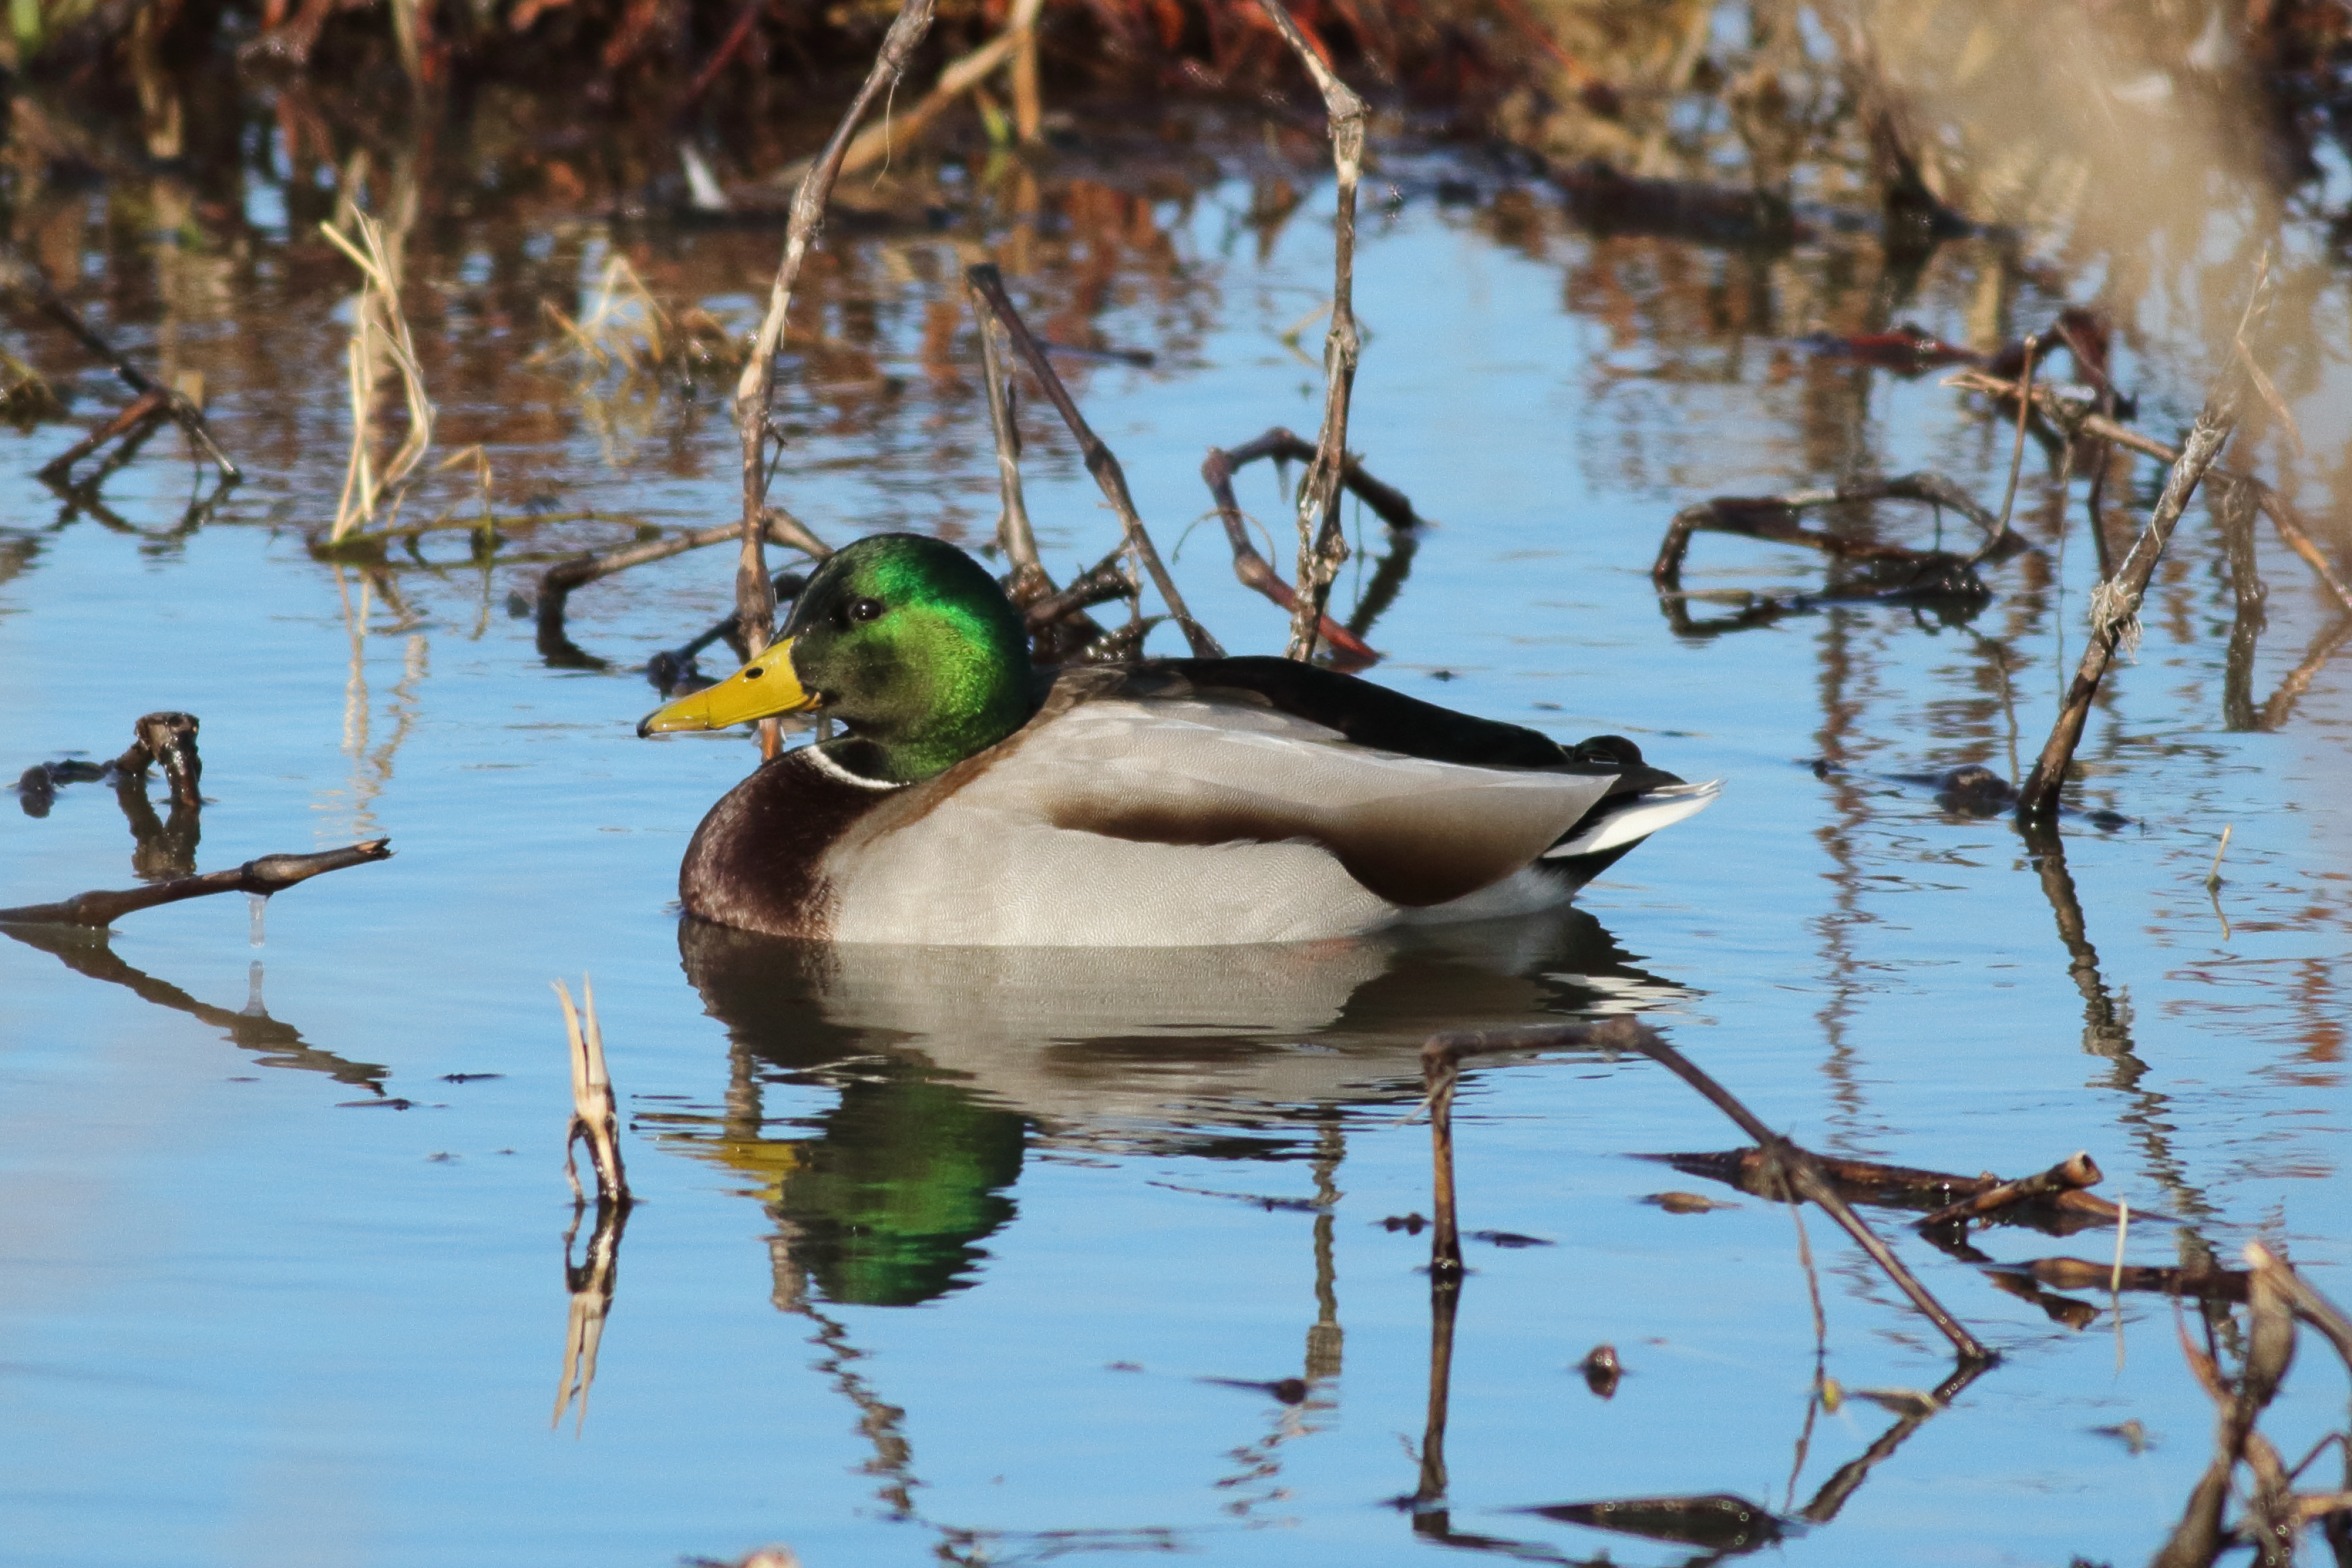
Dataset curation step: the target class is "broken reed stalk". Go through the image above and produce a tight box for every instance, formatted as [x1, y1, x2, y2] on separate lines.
[732, 0, 936, 756]
[1916, 1151, 2102, 1231]
[1201, 426, 1425, 665]
[553, 976, 630, 1209]
[0, 249, 241, 483]
[2014, 270, 2271, 823]
[0, 839, 391, 927]
[1422, 1017, 1988, 1363]
[1256, 0, 1367, 662]
[964, 262, 1223, 657]
[969, 291, 1049, 606]
[322, 212, 435, 542]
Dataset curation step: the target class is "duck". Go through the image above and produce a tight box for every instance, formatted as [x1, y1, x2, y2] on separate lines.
[638, 533, 1717, 946]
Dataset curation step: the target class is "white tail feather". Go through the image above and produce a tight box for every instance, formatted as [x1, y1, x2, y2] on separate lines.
[1544, 780, 1722, 859]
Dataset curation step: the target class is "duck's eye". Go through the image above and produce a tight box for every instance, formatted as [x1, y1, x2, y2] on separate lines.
[848, 597, 885, 624]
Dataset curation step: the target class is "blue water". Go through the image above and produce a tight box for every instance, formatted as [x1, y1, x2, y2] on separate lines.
[3, 146, 2350, 1567]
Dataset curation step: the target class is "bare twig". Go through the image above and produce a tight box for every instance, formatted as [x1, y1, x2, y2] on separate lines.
[1987, 335, 2036, 559]
[1917, 1152, 2102, 1231]
[1946, 373, 2352, 618]
[969, 293, 1049, 606]
[964, 262, 1222, 657]
[1425, 1018, 1988, 1362]
[1256, 0, 1367, 661]
[819, 0, 1043, 183]
[38, 389, 169, 485]
[1201, 426, 1423, 665]
[0, 840, 391, 927]
[535, 510, 827, 658]
[553, 976, 630, 1209]
[1020, 549, 1133, 630]
[734, 0, 937, 753]
[2015, 269, 2271, 823]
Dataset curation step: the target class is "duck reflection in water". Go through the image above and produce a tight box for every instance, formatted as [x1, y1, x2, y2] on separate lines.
[674, 907, 1684, 1310]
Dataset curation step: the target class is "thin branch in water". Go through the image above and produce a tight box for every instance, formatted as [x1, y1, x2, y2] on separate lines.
[534, 510, 827, 665]
[0, 839, 391, 928]
[964, 262, 1223, 657]
[1424, 1018, 1989, 1363]
[1917, 1151, 2102, 1231]
[2015, 263, 2272, 824]
[1946, 368, 2352, 620]
[733, 0, 937, 757]
[1986, 334, 2036, 559]
[1256, 0, 1368, 661]
[0, 249, 241, 483]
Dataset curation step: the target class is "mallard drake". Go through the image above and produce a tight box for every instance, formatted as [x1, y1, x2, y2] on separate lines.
[639, 534, 1717, 946]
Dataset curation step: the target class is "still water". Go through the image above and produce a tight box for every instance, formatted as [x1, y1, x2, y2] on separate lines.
[2, 122, 2350, 1566]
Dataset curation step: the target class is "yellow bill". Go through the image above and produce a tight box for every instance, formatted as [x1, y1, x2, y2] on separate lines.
[637, 639, 819, 735]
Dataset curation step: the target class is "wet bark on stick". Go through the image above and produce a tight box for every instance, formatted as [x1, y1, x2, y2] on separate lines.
[733, 0, 937, 751]
[964, 262, 1221, 657]
[0, 839, 390, 927]
[39, 389, 169, 483]
[1917, 1151, 2102, 1230]
[1256, 0, 1366, 662]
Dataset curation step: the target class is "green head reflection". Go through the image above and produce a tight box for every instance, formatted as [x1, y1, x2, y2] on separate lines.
[773, 1072, 1025, 1308]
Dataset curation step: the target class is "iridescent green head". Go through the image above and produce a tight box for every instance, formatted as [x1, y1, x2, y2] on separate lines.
[639, 533, 1035, 784]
